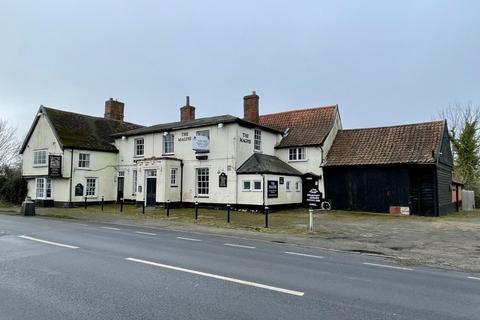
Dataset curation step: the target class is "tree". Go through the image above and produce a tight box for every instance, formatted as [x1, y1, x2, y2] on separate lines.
[0, 118, 20, 168]
[0, 165, 27, 204]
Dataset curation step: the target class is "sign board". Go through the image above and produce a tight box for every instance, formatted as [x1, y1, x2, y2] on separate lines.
[192, 135, 209, 152]
[219, 173, 227, 188]
[75, 183, 84, 196]
[48, 155, 62, 177]
[267, 180, 278, 198]
[279, 177, 284, 185]
[306, 188, 322, 207]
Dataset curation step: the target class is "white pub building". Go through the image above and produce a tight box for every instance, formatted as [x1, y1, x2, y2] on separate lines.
[21, 92, 341, 209]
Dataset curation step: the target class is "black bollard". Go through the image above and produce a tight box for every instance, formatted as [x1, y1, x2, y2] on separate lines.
[195, 202, 199, 220]
[264, 206, 269, 228]
[166, 200, 170, 217]
[227, 204, 231, 223]
[101, 196, 104, 211]
[142, 200, 145, 214]
[84, 196, 87, 209]
[120, 198, 124, 212]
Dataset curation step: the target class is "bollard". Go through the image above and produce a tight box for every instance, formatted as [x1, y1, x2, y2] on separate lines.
[264, 206, 269, 228]
[227, 204, 231, 223]
[84, 196, 87, 209]
[142, 200, 145, 214]
[309, 206, 314, 232]
[195, 202, 199, 220]
[166, 200, 170, 217]
[120, 198, 124, 212]
[101, 196, 104, 211]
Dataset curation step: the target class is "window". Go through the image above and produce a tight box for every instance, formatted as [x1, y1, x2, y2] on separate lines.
[132, 170, 137, 194]
[85, 178, 98, 197]
[242, 180, 262, 192]
[286, 180, 291, 191]
[289, 147, 306, 161]
[118, 171, 125, 177]
[242, 180, 251, 191]
[253, 180, 262, 191]
[254, 129, 262, 152]
[196, 130, 210, 138]
[78, 153, 90, 168]
[163, 133, 174, 154]
[33, 150, 48, 166]
[295, 181, 301, 191]
[35, 177, 52, 199]
[171, 168, 178, 186]
[135, 138, 144, 157]
[196, 168, 209, 196]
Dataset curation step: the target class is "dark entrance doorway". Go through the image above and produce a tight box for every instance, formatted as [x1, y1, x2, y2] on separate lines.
[302, 173, 321, 206]
[146, 178, 157, 206]
[117, 177, 124, 203]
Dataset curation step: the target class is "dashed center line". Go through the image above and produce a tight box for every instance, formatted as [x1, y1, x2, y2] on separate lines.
[363, 262, 413, 271]
[18, 235, 79, 249]
[135, 231, 157, 236]
[468, 276, 480, 281]
[285, 252, 323, 259]
[177, 237, 202, 242]
[100, 227, 121, 231]
[224, 243, 256, 249]
[126, 257, 304, 297]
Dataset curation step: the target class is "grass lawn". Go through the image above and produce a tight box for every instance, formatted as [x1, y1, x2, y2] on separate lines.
[0, 200, 19, 212]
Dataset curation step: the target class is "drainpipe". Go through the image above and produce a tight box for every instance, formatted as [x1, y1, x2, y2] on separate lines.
[262, 174, 266, 207]
[68, 148, 74, 208]
[180, 160, 184, 206]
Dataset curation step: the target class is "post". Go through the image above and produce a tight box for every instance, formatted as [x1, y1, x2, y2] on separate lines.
[101, 196, 104, 211]
[120, 198, 124, 212]
[142, 200, 145, 214]
[309, 206, 314, 232]
[227, 204, 231, 223]
[195, 201, 199, 220]
[84, 196, 87, 209]
[166, 200, 170, 217]
[264, 206, 269, 228]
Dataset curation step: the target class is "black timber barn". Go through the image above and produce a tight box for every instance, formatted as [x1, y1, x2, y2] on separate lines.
[323, 121, 454, 216]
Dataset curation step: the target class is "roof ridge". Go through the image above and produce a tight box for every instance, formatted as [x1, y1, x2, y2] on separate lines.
[260, 105, 337, 118]
[339, 120, 445, 132]
[42, 106, 143, 127]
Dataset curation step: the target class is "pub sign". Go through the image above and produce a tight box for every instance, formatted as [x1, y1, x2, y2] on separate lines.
[48, 155, 62, 177]
[267, 180, 278, 198]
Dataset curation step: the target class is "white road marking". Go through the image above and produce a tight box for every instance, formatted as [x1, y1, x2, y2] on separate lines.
[18, 235, 79, 249]
[224, 243, 256, 249]
[285, 252, 323, 259]
[126, 258, 304, 297]
[363, 262, 413, 271]
[468, 276, 480, 281]
[177, 237, 202, 242]
[135, 231, 157, 236]
[100, 226, 121, 231]
[77, 223, 89, 227]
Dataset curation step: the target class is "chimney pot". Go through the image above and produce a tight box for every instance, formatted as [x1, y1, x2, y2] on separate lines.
[243, 91, 259, 123]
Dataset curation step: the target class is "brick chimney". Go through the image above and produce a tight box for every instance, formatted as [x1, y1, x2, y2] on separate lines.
[104, 98, 125, 121]
[243, 91, 259, 123]
[180, 96, 195, 122]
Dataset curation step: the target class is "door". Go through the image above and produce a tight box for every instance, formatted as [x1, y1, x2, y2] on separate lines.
[146, 178, 157, 206]
[117, 177, 124, 203]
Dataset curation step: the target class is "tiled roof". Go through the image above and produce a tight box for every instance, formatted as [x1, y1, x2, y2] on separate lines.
[237, 153, 302, 176]
[21, 107, 143, 153]
[325, 121, 445, 166]
[259, 105, 338, 148]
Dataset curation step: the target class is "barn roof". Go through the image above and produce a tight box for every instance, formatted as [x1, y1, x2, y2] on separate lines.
[20, 106, 143, 153]
[237, 153, 302, 176]
[259, 105, 338, 148]
[325, 121, 446, 166]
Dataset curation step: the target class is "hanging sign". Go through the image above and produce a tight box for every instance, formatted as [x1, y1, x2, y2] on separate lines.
[219, 172, 227, 188]
[48, 155, 62, 177]
[192, 135, 209, 152]
[75, 183, 84, 196]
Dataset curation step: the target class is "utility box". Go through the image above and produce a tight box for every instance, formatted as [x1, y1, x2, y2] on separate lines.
[21, 197, 36, 216]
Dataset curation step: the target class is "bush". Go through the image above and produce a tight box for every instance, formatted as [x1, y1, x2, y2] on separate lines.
[0, 165, 27, 204]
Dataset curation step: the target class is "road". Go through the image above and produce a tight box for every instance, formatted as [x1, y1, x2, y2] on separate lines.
[0, 213, 478, 320]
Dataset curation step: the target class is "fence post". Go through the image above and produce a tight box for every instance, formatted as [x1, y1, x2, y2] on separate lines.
[195, 201, 199, 220]
[309, 206, 314, 232]
[120, 198, 124, 212]
[227, 204, 231, 223]
[142, 200, 145, 214]
[166, 200, 170, 217]
[84, 196, 87, 209]
[264, 206, 269, 228]
[101, 196, 104, 211]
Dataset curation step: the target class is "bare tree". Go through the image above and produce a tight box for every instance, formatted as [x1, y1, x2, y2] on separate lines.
[438, 102, 480, 141]
[0, 118, 20, 168]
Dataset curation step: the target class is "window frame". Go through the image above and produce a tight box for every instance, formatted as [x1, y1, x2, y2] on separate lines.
[288, 147, 306, 161]
[78, 152, 91, 169]
[132, 170, 137, 195]
[134, 138, 145, 157]
[295, 181, 301, 192]
[35, 177, 52, 199]
[242, 180, 251, 191]
[196, 167, 209, 197]
[253, 180, 262, 192]
[163, 133, 175, 155]
[85, 177, 99, 198]
[286, 180, 291, 192]
[254, 129, 262, 152]
[33, 149, 48, 167]
[170, 168, 178, 186]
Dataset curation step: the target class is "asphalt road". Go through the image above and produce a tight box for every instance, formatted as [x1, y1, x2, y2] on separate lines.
[0, 214, 478, 320]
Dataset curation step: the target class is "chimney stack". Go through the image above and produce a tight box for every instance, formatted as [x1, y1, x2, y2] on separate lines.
[104, 98, 125, 121]
[180, 96, 195, 122]
[243, 91, 259, 123]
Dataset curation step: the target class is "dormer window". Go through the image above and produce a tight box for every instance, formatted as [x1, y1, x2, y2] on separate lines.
[134, 138, 144, 157]
[163, 133, 174, 155]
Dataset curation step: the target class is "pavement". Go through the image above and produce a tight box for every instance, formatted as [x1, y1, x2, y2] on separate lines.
[0, 214, 479, 320]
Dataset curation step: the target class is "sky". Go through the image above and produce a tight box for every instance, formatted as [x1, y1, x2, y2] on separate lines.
[1, 0, 479, 139]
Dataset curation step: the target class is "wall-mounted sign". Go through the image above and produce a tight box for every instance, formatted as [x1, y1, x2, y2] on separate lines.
[279, 177, 284, 185]
[306, 188, 322, 207]
[178, 132, 191, 142]
[192, 135, 209, 152]
[239, 132, 251, 144]
[48, 155, 62, 177]
[219, 173, 227, 188]
[75, 183, 84, 196]
[267, 180, 278, 198]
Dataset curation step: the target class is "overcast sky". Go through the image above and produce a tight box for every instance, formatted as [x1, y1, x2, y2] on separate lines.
[1, 0, 479, 138]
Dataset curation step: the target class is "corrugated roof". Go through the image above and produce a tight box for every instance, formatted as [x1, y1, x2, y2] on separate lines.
[259, 105, 338, 148]
[325, 121, 445, 166]
[237, 153, 302, 176]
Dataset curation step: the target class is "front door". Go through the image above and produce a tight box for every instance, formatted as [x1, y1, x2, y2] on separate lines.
[117, 177, 124, 203]
[146, 178, 157, 206]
